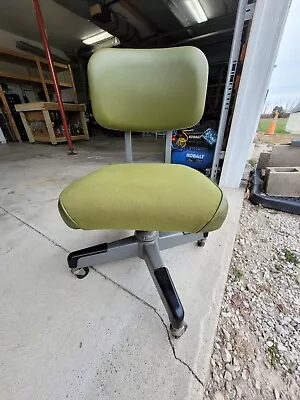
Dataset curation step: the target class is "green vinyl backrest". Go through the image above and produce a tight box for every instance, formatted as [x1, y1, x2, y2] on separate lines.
[88, 46, 208, 132]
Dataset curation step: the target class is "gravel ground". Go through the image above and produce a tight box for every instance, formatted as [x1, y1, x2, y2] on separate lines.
[204, 200, 300, 400]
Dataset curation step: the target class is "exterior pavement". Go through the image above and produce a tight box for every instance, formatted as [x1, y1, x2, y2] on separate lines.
[0, 135, 243, 400]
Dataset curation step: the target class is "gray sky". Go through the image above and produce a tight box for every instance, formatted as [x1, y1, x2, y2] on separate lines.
[265, 0, 300, 111]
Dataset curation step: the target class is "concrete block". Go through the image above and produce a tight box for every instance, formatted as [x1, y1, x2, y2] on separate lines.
[286, 112, 300, 134]
[265, 167, 300, 197]
[257, 152, 270, 169]
[291, 136, 300, 147]
[269, 145, 300, 167]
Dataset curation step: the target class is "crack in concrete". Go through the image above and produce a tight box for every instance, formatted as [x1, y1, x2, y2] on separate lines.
[1, 205, 204, 389]
[91, 267, 204, 388]
[0, 206, 69, 253]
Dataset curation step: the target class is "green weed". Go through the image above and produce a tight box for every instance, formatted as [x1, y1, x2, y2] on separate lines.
[267, 343, 280, 367]
[248, 158, 257, 167]
[232, 267, 243, 281]
[283, 248, 299, 265]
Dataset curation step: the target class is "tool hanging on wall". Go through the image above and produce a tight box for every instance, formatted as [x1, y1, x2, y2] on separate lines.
[32, 0, 76, 155]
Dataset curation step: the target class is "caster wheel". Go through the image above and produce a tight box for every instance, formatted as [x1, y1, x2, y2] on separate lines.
[170, 322, 187, 339]
[197, 239, 206, 247]
[71, 267, 89, 279]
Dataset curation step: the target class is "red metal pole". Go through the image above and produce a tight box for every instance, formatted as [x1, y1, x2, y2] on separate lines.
[32, 0, 75, 153]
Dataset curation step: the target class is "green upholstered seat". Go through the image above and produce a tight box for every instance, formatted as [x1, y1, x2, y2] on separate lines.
[59, 164, 227, 233]
[59, 47, 227, 235]
[88, 46, 208, 132]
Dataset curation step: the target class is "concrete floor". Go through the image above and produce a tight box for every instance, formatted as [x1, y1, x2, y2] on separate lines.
[0, 135, 243, 400]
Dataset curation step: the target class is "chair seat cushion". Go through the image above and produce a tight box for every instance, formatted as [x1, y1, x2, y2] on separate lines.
[58, 164, 227, 233]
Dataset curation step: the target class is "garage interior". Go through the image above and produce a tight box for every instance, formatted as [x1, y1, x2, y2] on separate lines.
[0, 1, 261, 399]
[0, 0, 255, 178]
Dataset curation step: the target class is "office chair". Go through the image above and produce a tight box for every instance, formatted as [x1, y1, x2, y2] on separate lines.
[58, 47, 228, 338]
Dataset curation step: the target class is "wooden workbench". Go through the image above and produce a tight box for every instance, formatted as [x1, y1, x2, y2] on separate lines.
[15, 102, 89, 145]
[0, 47, 79, 143]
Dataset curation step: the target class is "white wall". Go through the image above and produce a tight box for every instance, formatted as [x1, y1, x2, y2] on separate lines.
[0, 29, 74, 103]
[0, 29, 69, 61]
[0, 126, 7, 143]
[286, 112, 300, 134]
[220, 0, 292, 188]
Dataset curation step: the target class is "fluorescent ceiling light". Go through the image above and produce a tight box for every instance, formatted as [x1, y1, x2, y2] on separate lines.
[94, 37, 121, 49]
[82, 31, 113, 45]
[185, 0, 207, 23]
[168, 0, 207, 27]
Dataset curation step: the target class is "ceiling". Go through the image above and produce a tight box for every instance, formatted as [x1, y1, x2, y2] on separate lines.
[0, 0, 239, 63]
[0, 0, 101, 50]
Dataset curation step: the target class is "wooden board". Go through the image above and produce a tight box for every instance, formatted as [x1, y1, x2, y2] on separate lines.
[30, 136, 52, 143]
[42, 110, 57, 145]
[45, 79, 72, 88]
[25, 111, 44, 121]
[68, 65, 78, 104]
[0, 70, 72, 88]
[44, 102, 85, 111]
[36, 57, 50, 102]
[32, 135, 86, 144]
[15, 102, 85, 112]
[56, 135, 87, 142]
[0, 69, 41, 84]
[0, 47, 68, 72]
[19, 111, 34, 143]
[0, 86, 22, 143]
[79, 111, 90, 140]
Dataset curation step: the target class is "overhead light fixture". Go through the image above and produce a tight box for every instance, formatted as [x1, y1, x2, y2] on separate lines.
[82, 31, 113, 45]
[185, 0, 207, 23]
[167, 0, 207, 27]
[94, 36, 120, 49]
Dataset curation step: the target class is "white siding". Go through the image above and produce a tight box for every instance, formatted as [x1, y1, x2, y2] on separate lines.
[220, 0, 292, 188]
[286, 112, 300, 134]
